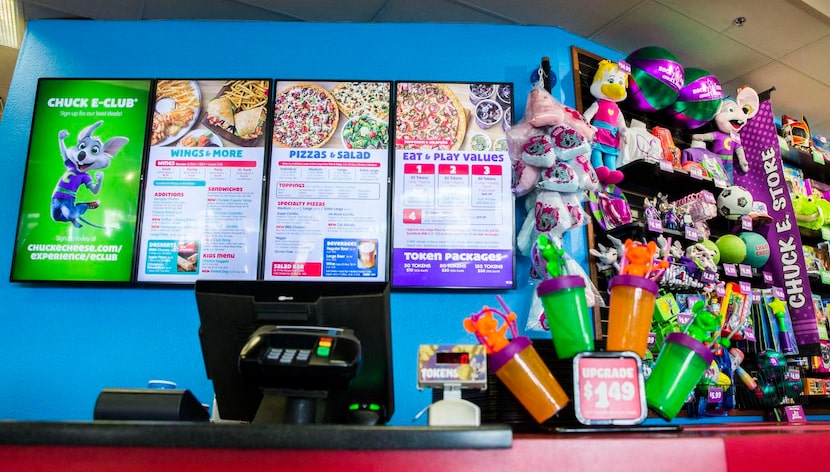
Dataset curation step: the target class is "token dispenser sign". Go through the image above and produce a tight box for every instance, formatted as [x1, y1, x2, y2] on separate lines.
[573, 352, 647, 425]
[417, 344, 487, 389]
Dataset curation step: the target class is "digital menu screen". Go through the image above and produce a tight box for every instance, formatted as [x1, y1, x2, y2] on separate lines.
[11, 79, 153, 282]
[391, 82, 515, 289]
[136, 79, 269, 282]
[262, 80, 392, 282]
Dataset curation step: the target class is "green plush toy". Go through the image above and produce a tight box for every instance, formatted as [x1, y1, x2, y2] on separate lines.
[792, 192, 824, 231]
[812, 193, 830, 228]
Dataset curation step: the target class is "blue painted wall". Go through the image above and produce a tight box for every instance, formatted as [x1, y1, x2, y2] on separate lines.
[0, 20, 622, 425]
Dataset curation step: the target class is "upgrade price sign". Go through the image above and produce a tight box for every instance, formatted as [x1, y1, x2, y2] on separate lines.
[573, 352, 647, 425]
[11, 79, 152, 282]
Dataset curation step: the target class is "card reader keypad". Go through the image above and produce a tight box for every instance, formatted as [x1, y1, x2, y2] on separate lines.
[265, 339, 331, 365]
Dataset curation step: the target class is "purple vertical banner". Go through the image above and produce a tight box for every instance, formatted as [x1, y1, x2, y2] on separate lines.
[736, 100, 819, 347]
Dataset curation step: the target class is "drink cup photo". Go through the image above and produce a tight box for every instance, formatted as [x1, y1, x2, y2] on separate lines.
[357, 240, 377, 268]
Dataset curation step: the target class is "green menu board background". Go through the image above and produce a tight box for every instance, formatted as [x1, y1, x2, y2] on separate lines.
[11, 79, 152, 282]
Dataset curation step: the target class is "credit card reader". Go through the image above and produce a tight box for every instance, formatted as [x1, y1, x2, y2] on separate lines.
[239, 326, 361, 392]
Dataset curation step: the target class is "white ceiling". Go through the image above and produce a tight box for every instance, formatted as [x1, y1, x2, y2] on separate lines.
[14, 0, 830, 140]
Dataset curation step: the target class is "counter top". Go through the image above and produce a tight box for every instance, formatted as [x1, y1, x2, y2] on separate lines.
[0, 421, 512, 450]
[5, 421, 830, 472]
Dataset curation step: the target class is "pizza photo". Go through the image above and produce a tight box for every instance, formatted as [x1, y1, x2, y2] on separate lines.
[272, 83, 339, 148]
[332, 82, 390, 120]
[395, 82, 467, 151]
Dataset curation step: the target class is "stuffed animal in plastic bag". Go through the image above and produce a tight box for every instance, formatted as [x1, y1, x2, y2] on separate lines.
[691, 86, 759, 183]
[516, 124, 596, 255]
[582, 59, 629, 185]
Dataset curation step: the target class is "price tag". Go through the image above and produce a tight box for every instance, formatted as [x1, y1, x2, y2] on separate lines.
[773, 286, 786, 300]
[677, 313, 692, 326]
[821, 270, 830, 285]
[647, 332, 656, 347]
[763, 271, 773, 284]
[573, 352, 647, 426]
[716, 284, 726, 297]
[785, 405, 807, 423]
[744, 326, 757, 342]
[738, 264, 753, 278]
[739, 281, 752, 294]
[647, 218, 663, 233]
[714, 178, 728, 188]
[707, 387, 724, 404]
[723, 264, 737, 277]
[684, 226, 700, 241]
[741, 216, 753, 231]
[701, 270, 718, 283]
[689, 166, 703, 180]
[659, 160, 674, 173]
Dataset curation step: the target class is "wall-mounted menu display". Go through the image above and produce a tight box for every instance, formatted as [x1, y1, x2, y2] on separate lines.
[262, 80, 391, 282]
[391, 82, 514, 289]
[136, 79, 269, 282]
[11, 79, 153, 282]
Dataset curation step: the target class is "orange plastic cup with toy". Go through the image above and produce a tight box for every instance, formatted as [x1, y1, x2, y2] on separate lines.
[606, 274, 659, 358]
[489, 336, 569, 423]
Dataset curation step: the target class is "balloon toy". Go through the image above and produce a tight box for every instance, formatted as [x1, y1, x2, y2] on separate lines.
[625, 46, 684, 112]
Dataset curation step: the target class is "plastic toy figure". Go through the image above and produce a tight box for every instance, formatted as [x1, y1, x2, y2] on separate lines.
[463, 306, 516, 354]
[781, 114, 812, 153]
[620, 239, 659, 277]
[643, 196, 661, 221]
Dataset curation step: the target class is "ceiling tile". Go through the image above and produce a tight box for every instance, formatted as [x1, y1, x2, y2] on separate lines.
[656, 0, 830, 58]
[590, 1, 771, 83]
[813, 118, 830, 141]
[781, 34, 830, 87]
[373, 0, 512, 24]
[458, 0, 641, 33]
[721, 62, 830, 139]
[237, 0, 390, 22]
[20, 3, 83, 19]
[141, 0, 298, 20]
[21, 0, 143, 19]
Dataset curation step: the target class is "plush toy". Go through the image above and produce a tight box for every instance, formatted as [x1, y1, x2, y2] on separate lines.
[686, 242, 718, 273]
[582, 59, 629, 185]
[691, 86, 759, 183]
[507, 88, 595, 197]
[792, 192, 824, 231]
[589, 242, 620, 276]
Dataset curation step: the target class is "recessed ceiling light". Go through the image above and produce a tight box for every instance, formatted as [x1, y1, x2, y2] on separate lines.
[732, 16, 747, 27]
